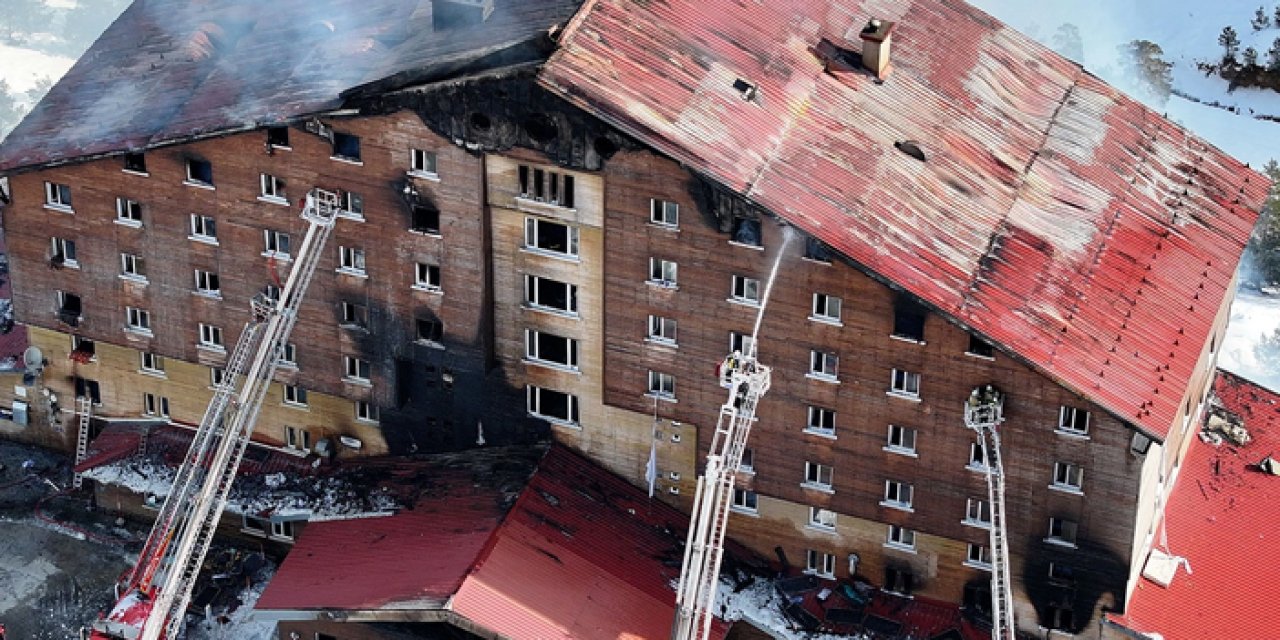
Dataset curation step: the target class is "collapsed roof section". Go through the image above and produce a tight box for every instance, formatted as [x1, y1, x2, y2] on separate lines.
[539, 0, 1269, 439]
[0, 0, 584, 172]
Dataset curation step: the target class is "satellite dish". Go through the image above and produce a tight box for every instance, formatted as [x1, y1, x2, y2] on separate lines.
[22, 346, 44, 375]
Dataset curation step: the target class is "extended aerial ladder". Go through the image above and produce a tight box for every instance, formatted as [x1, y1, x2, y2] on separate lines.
[88, 189, 341, 640]
[963, 386, 1015, 640]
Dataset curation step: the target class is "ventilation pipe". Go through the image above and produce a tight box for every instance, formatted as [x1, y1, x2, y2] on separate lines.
[859, 18, 895, 79]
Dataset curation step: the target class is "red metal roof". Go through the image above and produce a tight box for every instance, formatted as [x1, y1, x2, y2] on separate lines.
[539, 0, 1268, 439]
[1108, 370, 1280, 639]
[76, 421, 316, 477]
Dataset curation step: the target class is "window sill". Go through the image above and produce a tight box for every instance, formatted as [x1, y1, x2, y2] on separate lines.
[964, 351, 996, 361]
[56, 260, 81, 270]
[879, 501, 914, 513]
[515, 196, 577, 216]
[414, 339, 446, 350]
[801, 256, 832, 266]
[737, 467, 755, 476]
[644, 392, 678, 404]
[411, 284, 443, 295]
[806, 524, 838, 535]
[728, 240, 764, 251]
[407, 169, 440, 182]
[257, 195, 289, 206]
[197, 344, 226, 354]
[1054, 429, 1091, 441]
[803, 427, 837, 440]
[646, 280, 679, 291]
[886, 390, 922, 402]
[806, 373, 840, 385]
[883, 446, 918, 458]
[520, 246, 581, 263]
[809, 315, 843, 327]
[122, 169, 150, 178]
[883, 542, 917, 554]
[138, 369, 166, 379]
[1043, 537, 1078, 549]
[1048, 484, 1084, 497]
[647, 222, 680, 233]
[342, 377, 372, 388]
[193, 291, 223, 301]
[963, 560, 993, 572]
[522, 304, 579, 319]
[967, 463, 990, 474]
[276, 361, 298, 370]
[355, 417, 381, 425]
[336, 268, 368, 279]
[730, 506, 760, 517]
[261, 251, 292, 262]
[529, 412, 580, 429]
[123, 327, 154, 339]
[962, 518, 992, 530]
[339, 323, 370, 333]
[182, 179, 215, 190]
[726, 297, 762, 309]
[889, 334, 926, 346]
[269, 145, 292, 152]
[800, 482, 835, 494]
[330, 156, 364, 166]
[523, 359, 581, 375]
[644, 337, 678, 349]
[115, 218, 143, 229]
[188, 235, 219, 246]
[803, 570, 837, 580]
[336, 210, 365, 222]
[43, 203, 75, 214]
[282, 402, 310, 411]
[408, 229, 443, 238]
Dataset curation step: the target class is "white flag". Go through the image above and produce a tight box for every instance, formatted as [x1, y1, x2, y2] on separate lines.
[645, 439, 658, 498]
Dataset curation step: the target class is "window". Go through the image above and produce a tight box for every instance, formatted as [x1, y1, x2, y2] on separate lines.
[356, 400, 379, 423]
[241, 515, 294, 540]
[730, 217, 762, 247]
[185, 159, 213, 185]
[892, 295, 927, 342]
[517, 164, 575, 208]
[283, 385, 308, 407]
[1048, 562, 1076, 585]
[1052, 462, 1084, 493]
[805, 549, 836, 578]
[340, 302, 368, 329]
[71, 336, 95, 360]
[526, 386, 579, 425]
[140, 352, 164, 375]
[650, 198, 679, 227]
[1058, 406, 1090, 436]
[338, 190, 364, 218]
[343, 356, 371, 382]
[525, 275, 578, 314]
[808, 507, 837, 529]
[886, 524, 916, 550]
[332, 132, 361, 162]
[263, 230, 290, 257]
[411, 148, 437, 175]
[525, 329, 579, 369]
[1047, 604, 1075, 631]
[648, 258, 678, 287]
[811, 293, 842, 323]
[414, 263, 441, 290]
[967, 335, 994, 358]
[260, 173, 286, 200]
[884, 566, 914, 595]
[56, 291, 82, 325]
[965, 498, 992, 527]
[285, 426, 311, 452]
[730, 275, 761, 304]
[123, 152, 147, 173]
[804, 461, 833, 490]
[809, 350, 839, 381]
[731, 488, 758, 513]
[882, 480, 914, 510]
[806, 407, 836, 437]
[44, 181, 72, 208]
[125, 307, 151, 333]
[886, 424, 917, 455]
[966, 544, 992, 569]
[411, 204, 440, 234]
[889, 369, 921, 398]
[198, 323, 223, 349]
[648, 370, 676, 400]
[804, 236, 832, 262]
[968, 442, 987, 470]
[524, 217, 579, 258]
[50, 237, 77, 266]
[338, 246, 366, 275]
[1130, 431, 1153, 455]
[1047, 517, 1078, 546]
[729, 331, 755, 356]
[194, 269, 221, 296]
[143, 392, 170, 418]
[116, 197, 142, 224]
[647, 315, 677, 344]
[189, 214, 217, 241]
[266, 126, 289, 148]
[278, 342, 297, 366]
[416, 317, 443, 344]
[210, 367, 225, 387]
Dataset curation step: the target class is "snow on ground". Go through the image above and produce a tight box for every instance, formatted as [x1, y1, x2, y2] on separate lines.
[184, 569, 277, 640]
[711, 576, 868, 640]
[1220, 291, 1280, 391]
[0, 42, 72, 94]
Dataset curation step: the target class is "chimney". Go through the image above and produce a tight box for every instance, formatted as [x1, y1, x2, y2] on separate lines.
[858, 18, 895, 79]
[433, 0, 495, 30]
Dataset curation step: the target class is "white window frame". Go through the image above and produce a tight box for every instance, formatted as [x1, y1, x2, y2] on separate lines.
[881, 480, 914, 511]
[355, 400, 379, 423]
[189, 214, 217, 243]
[805, 406, 836, 438]
[730, 274, 761, 305]
[337, 190, 364, 220]
[886, 524, 916, 551]
[729, 332, 755, 357]
[44, 181, 73, 210]
[805, 549, 836, 579]
[278, 342, 297, 367]
[416, 317, 444, 345]
[1046, 518, 1079, 548]
[650, 198, 679, 228]
[647, 315, 678, 346]
[142, 392, 170, 418]
[525, 385, 579, 426]
[885, 424, 917, 456]
[810, 293, 842, 323]
[808, 350, 839, 382]
[889, 368, 921, 399]
[410, 148, 438, 177]
[51, 237, 78, 267]
[524, 329, 579, 370]
[648, 258, 678, 288]
[340, 301, 368, 329]
[120, 253, 146, 282]
[517, 164, 575, 208]
[337, 246, 366, 276]
[1051, 462, 1084, 494]
[198, 323, 224, 350]
[803, 461, 833, 492]
[965, 543, 992, 570]
[140, 352, 164, 376]
[808, 506, 837, 530]
[263, 230, 290, 258]
[738, 448, 755, 474]
[259, 173, 287, 202]
[647, 370, 676, 401]
[731, 488, 758, 514]
[964, 498, 992, 528]
[1057, 406, 1091, 437]
[285, 425, 311, 453]
[209, 367, 225, 388]
[524, 275, 578, 315]
[193, 269, 221, 297]
[414, 262, 441, 292]
[125, 307, 152, 334]
[343, 355, 371, 382]
[523, 217, 580, 259]
[185, 159, 213, 187]
[283, 384, 308, 408]
[115, 197, 142, 225]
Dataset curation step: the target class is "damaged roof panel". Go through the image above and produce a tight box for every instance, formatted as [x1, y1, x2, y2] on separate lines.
[540, 0, 1267, 438]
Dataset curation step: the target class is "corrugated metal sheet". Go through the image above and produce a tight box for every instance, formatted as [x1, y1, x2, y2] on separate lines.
[540, 0, 1268, 438]
[0, 0, 584, 173]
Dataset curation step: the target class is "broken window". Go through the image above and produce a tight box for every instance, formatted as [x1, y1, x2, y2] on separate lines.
[517, 164, 575, 207]
[123, 152, 147, 173]
[1047, 517, 1078, 546]
[44, 181, 72, 208]
[648, 315, 677, 344]
[416, 317, 443, 344]
[885, 566, 913, 595]
[966, 544, 992, 568]
[731, 217, 762, 247]
[525, 329, 579, 369]
[266, 126, 289, 148]
[338, 190, 364, 218]
[259, 173, 286, 200]
[332, 132, 361, 162]
[648, 258, 678, 287]
[729, 331, 755, 356]
[414, 262, 441, 290]
[965, 498, 991, 526]
[526, 385, 579, 425]
[72, 336, 96, 360]
[56, 291, 81, 325]
[969, 442, 986, 469]
[808, 506, 837, 529]
[338, 246, 366, 274]
[1052, 462, 1084, 492]
[411, 204, 440, 234]
[285, 425, 310, 451]
[967, 334, 994, 358]
[209, 367, 225, 387]
[524, 217, 579, 257]
[804, 236, 832, 262]
[892, 295, 927, 341]
[278, 342, 297, 365]
[340, 302, 368, 329]
[50, 237, 77, 266]
[738, 448, 754, 473]
[730, 275, 760, 304]
[806, 550, 836, 578]
[116, 197, 142, 224]
[185, 159, 213, 186]
[411, 148, 437, 175]
[525, 275, 577, 313]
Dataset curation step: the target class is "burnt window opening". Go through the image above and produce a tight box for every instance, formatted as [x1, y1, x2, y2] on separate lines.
[332, 132, 361, 162]
[123, 152, 147, 173]
[266, 126, 290, 147]
[1047, 603, 1075, 631]
[417, 318, 443, 344]
[74, 377, 102, 404]
[186, 158, 213, 185]
[340, 301, 368, 329]
[731, 217, 762, 247]
[593, 136, 619, 158]
[892, 295, 927, 341]
[517, 164, 575, 208]
[525, 275, 577, 314]
[894, 140, 927, 162]
[469, 112, 492, 131]
[395, 358, 413, 408]
[884, 566, 914, 595]
[57, 291, 82, 325]
[72, 336, 96, 359]
[524, 114, 558, 143]
[732, 77, 758, 101]
[967, 335, 994, 358]
[962, 582, 992, 615]
[411, 204, 441, 235]
[804, 237, 832, 262]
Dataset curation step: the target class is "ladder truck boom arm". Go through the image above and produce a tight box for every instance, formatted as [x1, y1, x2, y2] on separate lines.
[964, 386, 1016, 640]
[88, 189, 341, 640]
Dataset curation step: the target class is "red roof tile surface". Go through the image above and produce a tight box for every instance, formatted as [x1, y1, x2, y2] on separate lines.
[1108, 370, 1280, 639]
[540, 0, 1268, 439]
[75, 421, 315, 476]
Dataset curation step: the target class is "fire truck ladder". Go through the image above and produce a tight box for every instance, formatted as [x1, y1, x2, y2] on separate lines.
[964, 386, 1015, 640]
[90, 189, 341, 640]
[72, 395, 93, 489]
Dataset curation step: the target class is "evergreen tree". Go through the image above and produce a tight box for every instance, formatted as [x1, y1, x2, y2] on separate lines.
[1254, 328, 1280, 372]
[1244, 160, 1280, 287]
[1118, 40, 1174, 104]
[1253, 6, 1272, 31]
[1245, 46, 1261, 66]
[1275, 5, 1280, 26]
[1221, 25, 1242, 62]
[1270, 38, 1280, 71]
